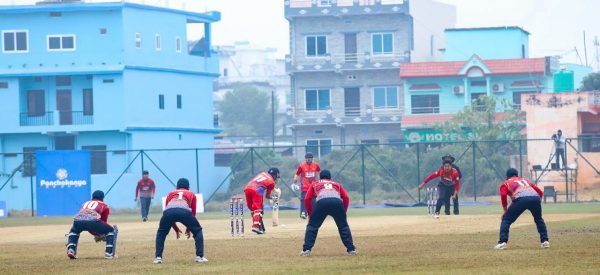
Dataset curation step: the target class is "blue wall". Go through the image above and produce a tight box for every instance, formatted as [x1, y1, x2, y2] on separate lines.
[445, 28, 529, 61]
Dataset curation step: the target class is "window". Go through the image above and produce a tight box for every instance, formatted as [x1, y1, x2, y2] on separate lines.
[55, 136, 75, 150]
[372, 33, 393, 55]
[319, 0, 332, 6]
[223, 68, 228, 77]
[102, 79, 114, 83]
[47, 35, 75, 51]
[306, 35, 327, 57]
[177, 94, 182, 109]
[3, 30, 28, 53]
[56, 76, 71, 86]
[470, 80, 486, 87]
[471, 93, 487, 111]
[27, 90, 45, 116]
[305, 89, 330, 111]
[135, 33, 141, 49]
[22, 147, 47, 177]
[306, 139, 332, 158]
[176, 36, 181, 53]
[411, 94, 439, 114]
[100, 28, 107, 35]
[83, 89, 93, 115]
[159, 94, 165, 109]
[579, 135, 600, 152]
[0, 82, 8, 89]
[82, 145, 107, 174]
[373, 87, 398, 109]
[512, 91, 536, 110]
[155, 34, 161, 50]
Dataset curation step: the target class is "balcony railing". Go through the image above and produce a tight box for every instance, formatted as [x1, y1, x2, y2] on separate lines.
[411, 107, 440, 114]
[20, 112, 54, 126]
[19, 111, 93, 126]
[286, 52, 409, 72]
[288, 0, 407, 8]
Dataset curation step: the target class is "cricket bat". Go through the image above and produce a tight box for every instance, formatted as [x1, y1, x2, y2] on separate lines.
[272, 198, 279, 226]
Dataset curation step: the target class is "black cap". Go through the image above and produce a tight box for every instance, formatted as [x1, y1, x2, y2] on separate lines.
[177, 178, 190, 189]
[268, 167, 280, 179]
[442, 160, 452, 165]
[506, 168, 519, 179]
[142, 170, 149, 175]
[92, 190, 105, 201]
[305, 152, 314, 158]
[442, 154, 455, 163]
[320, 170, 331, 180]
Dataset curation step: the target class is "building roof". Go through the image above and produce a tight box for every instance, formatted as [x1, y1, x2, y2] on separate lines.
[0, 2, 220, 22]
[445, 26, 530, 35]
[400, 57, 546, 78]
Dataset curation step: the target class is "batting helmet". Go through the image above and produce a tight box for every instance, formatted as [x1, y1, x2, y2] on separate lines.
[268, 167, 280, 179]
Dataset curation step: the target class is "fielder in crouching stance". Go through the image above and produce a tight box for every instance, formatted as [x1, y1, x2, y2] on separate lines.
[495, 168, 549, 250]
[154, 178, 206, 264]
[66, 190, 117, 259]
[244, 167, 281, 234]
[300, 170, 356, 256]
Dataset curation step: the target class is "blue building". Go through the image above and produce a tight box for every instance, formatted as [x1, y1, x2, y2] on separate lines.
[399, 26, 557, 142]
[0, 1, 224, 210]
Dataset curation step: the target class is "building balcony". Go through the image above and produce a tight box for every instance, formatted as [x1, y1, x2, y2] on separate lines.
[285, 52, 409, 73]
[287, 105, 402, 126]
[19, 111, 93, 127]
[285, 0, 409, 18]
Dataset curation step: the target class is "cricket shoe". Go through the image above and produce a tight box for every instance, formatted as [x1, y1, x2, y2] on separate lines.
[67, 249, 77, 260]
[299, 250, 311, 257]
[541, 241, 550, 248]
[252, 227, 265, 234]
[105, 252, 115, 259]
[300, 212, 307, 219]
[348, 250, 357, 256]
[195, 256, 209, 263]
[433, 213, 440, 219]
[153, 257, 163, 264]
[143, 218, 147, 222]
[494, 242, 507, 250]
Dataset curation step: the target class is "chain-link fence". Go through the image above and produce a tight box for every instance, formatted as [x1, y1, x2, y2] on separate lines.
[1, 137, 599, 215]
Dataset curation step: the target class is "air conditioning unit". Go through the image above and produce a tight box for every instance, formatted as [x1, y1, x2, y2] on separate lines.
[347, 75, 357, 80]
[452, 85, 464, 95]
[492, 83, 505, 93]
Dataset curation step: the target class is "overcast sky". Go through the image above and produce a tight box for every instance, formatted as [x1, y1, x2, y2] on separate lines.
[2, 0, 599, 69]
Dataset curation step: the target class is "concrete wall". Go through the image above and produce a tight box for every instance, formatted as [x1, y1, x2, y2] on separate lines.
[445, 28, 529, 61]
[409, 0, 456, 62]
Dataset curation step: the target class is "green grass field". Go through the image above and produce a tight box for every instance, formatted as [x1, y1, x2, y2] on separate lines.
[1, 203, 599, 274]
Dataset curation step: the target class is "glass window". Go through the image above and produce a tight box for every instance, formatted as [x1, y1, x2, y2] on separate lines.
[372, 33, 393, 55]
[159, 94, 165, 109]
[411, 94, 439, 114]
[47, 35, 75, 51]
[305, 89, 330, 111]
[62, 36, 74, 49]
[3, 31, 28, 52]
[83, 89, 93, 115]
[373, 87, 398, 109]
[49, 37, 61, 49]
[306, 35, 327, 57]
[306, 139, 332, 158]
[177, 94, 182, 109]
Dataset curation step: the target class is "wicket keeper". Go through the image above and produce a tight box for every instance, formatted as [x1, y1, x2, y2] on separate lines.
[495, 168, 550, 250]
[292, 152, 320, 219]
[418, 160, 460, 218]
[154, 178, 207, 264]
[300, 170, 356, 256]
[244, 167, 281, 234]
[66, 190, 117, 259]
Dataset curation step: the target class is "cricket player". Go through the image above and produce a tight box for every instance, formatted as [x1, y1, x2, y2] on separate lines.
[66, 190, 117, 259]
[300, 170, 356, 256]
[418, 160, 460, 218]
[292, 152, 320, 219]
[154, 178, 206, 264]
[495, 168, 550, 250]
[442, 154, 462, 215]
[134, 170, 156, 222]
[244, 167, 281, 234]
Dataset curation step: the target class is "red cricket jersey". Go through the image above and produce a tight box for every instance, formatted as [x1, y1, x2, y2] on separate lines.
[304, 179, 349, 216]
[500, 176, 543, 210]
[244, 172, 276, 198]
[296, 162, 321, 192]
[423, 167, 461, 191]
[136, 178, 156, 198]
[73, 199, 110, 222]
[164, 188, 197, 216]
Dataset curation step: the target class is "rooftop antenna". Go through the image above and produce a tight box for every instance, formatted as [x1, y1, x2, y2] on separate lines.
[583, 31, 589, 67]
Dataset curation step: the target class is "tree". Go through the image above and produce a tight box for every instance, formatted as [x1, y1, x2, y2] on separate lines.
[580, 72, 600, 91]
[217, 86, 278, 137]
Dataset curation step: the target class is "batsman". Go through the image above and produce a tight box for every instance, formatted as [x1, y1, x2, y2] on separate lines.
[244, 167, 281, 234]
[66, 190, 118, 259]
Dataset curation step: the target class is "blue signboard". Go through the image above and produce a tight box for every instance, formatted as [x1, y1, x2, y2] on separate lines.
[36, 151, 91, 216]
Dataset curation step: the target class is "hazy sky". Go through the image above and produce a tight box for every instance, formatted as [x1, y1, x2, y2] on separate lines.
[2, 0, 599, 68]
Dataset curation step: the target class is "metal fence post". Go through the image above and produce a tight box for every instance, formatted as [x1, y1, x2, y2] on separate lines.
[195, 149, 200, 193]
[416, 143, 421, 202]
[518, 139, 523, 174]
[140, 149, 145, 173]
[472, 141, 477, 201]
[29, 154, 34, 217]
[361, 144, 366, 205]
[250, 147, 255, 176]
